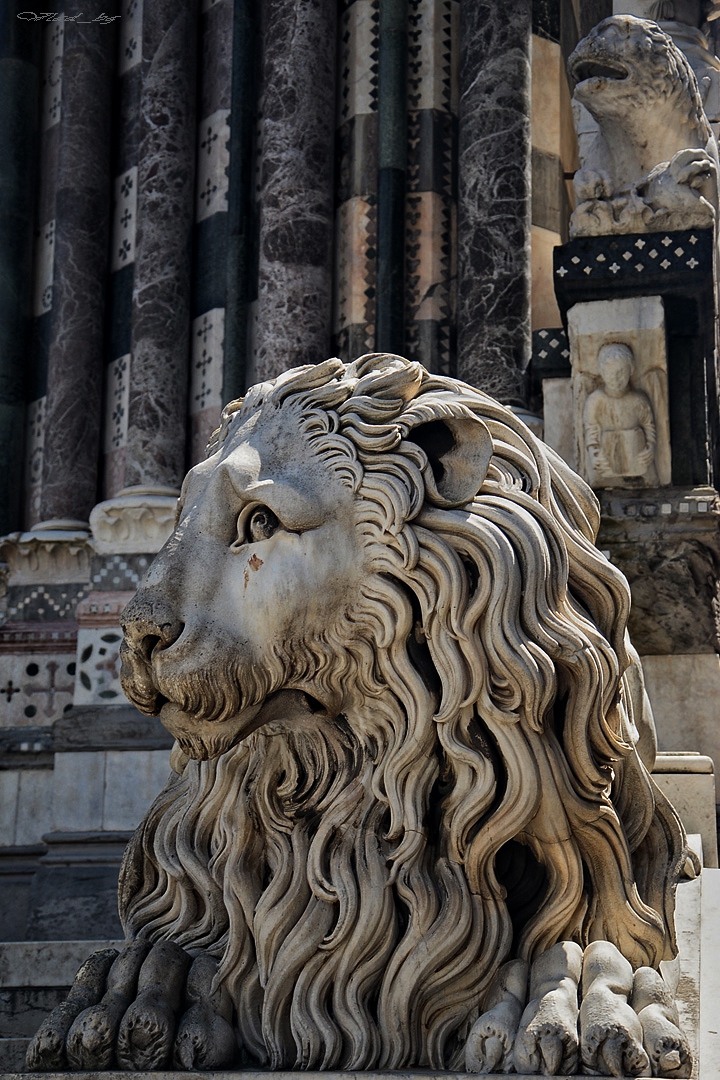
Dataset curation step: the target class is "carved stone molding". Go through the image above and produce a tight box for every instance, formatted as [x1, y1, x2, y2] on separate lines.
[0, 520, 91, 586]
[89, 486, 178, 555]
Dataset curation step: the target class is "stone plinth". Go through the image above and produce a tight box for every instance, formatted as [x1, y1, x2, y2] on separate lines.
[89, 487, 177, 555]
[643, 655, 720, 802]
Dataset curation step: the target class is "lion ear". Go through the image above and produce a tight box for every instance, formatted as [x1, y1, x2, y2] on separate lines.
[409, 415, 493, 507]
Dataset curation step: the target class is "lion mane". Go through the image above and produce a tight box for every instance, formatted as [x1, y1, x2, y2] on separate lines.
[118, 354, 685, 1070]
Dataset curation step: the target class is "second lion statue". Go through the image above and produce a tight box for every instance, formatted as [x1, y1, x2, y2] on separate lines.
[28, 354, 692, 1076]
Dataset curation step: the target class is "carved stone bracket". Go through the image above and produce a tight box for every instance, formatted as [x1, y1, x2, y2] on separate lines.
[0, 520, 91, 586]
[89, 486, 179, 555]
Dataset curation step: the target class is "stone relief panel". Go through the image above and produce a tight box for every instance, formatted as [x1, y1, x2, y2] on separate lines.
[569, 297, 672, 488]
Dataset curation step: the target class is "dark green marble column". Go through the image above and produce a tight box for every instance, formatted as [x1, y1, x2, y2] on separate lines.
[40, 8, 118, 522]
[223, 0, 258, 402]
[456, 0, 532, 405]
[0, 14, 41, 534]
[376, 0, 407, 354]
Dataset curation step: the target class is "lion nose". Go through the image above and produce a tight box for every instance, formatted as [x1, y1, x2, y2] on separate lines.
[121, 591, 184, 662]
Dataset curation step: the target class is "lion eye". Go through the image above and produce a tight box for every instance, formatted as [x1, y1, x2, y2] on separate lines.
[247, 506, 279, 543]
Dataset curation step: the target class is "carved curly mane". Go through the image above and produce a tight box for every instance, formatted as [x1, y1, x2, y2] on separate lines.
[119, 354, 685, 1070]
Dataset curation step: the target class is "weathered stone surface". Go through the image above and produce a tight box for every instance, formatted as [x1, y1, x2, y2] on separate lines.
[569, 16, 719, 237]
[597, 488, 720, 654]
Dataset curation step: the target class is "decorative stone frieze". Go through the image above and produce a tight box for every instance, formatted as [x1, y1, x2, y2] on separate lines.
[89, 487, 178, 555]
[0, 523, 91, 587]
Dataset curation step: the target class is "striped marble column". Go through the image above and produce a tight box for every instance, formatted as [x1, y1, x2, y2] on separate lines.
[0, 12, 41, 534]
[124, 0, 197, 491]
[405, 0, 458, 376]
[189, 0, 234, 465]
[40, 10, 118, 523]
[456, 0, 532, 405]
[376, 0, 407, 353]
[223, 0, 257, 403]
[102, 0, 144, 499]
[251, 0, 337, 381]
[24, 19, 64, 528]
[334, 0, 380, 362]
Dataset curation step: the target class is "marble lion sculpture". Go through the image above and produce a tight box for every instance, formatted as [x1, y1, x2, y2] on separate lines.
[28, 354, 693, 1076]
[569, 14, 719, 236]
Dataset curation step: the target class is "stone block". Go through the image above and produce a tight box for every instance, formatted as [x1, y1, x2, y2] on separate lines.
[74, 627, 124, 707]
[700, 867, 720, 1074]
[0, 769, 19, 844]
[0, 941, 121, 988]
[102, 750, 170, 831]
[542, 377, 575, 469]
[652, 753, 718, 867]
[25, 865, 124, 942]
[0, 1037, 29, 1072]
[642, 654, 720, 789]
[13, 771, 52, 848]
[51, 752, 105, 834]
[0, 988, 67, 1038]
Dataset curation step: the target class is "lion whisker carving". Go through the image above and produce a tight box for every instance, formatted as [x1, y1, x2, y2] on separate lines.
[28, 353, 690, 1074]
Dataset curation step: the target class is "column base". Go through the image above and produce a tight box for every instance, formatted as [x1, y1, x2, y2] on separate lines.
[89, 487, 179, 555]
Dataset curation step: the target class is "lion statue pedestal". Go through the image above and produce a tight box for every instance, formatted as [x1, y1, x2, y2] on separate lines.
[22, 354, 714, 1076]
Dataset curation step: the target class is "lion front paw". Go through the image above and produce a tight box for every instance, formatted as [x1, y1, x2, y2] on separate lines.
[26, 948, 119, 1071]
[581, 1020, 649, 1077]
[172, 952, 238, 1070]
[632, 967, 693, 1078]
[513, 942, 583, 1075]
[115, 940, 191, 1070]
[580, 941, 649, 1077]
[466, 959, 528, 1074]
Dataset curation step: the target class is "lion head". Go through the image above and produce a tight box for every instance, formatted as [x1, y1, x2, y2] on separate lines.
[568, 15, 711, 186]
[119, 354, 685, 1070]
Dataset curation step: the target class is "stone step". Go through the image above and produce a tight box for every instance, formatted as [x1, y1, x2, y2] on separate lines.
[0, 1036, 30, 1072]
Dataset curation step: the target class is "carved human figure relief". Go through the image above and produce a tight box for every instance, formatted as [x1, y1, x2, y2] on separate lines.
[584, 343, 659, 487]
[568, 15, 720, 236]
[26, 355, 692, 1074]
